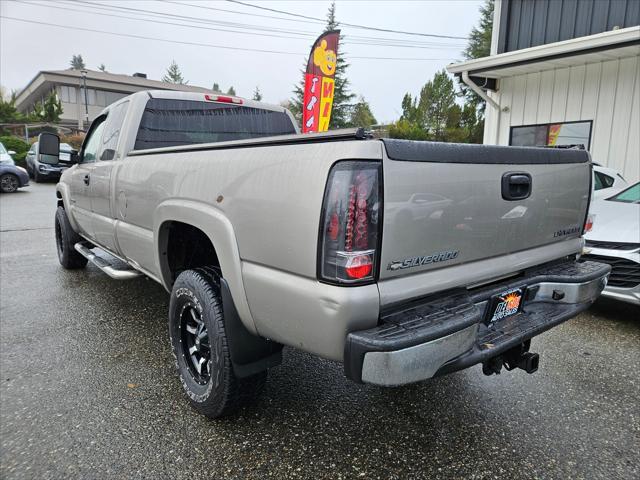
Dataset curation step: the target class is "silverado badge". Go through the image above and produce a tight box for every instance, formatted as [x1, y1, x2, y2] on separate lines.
[387, 250, 459, 271]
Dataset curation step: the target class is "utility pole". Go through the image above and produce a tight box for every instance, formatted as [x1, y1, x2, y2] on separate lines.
[80, 69, 89, 130]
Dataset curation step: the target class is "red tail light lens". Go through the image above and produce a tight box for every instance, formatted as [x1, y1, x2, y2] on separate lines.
[584, 213, 595, 233]
[319, 161, 381, 284]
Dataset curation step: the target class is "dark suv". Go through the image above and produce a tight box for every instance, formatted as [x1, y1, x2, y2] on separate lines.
[25, 141, 76, 182]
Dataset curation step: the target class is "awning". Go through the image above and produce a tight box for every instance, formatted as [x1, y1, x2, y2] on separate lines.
[447, 26, 640, 79]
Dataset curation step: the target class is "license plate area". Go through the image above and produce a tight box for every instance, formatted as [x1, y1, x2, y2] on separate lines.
[485, 287, 525, 325]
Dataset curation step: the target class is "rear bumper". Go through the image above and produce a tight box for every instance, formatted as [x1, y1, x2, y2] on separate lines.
[344, 260, 610, 386]
[583, 251, 640, 306]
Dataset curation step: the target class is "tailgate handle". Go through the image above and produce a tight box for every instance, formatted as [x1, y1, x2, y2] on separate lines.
[502, 172, 531, 200]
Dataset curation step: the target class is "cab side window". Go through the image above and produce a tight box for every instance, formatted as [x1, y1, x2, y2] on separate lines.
[81, 116, 107, 163]
[99, 101, 129, 161]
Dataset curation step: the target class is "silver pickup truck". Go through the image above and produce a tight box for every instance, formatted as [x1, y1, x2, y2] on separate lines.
[42, 90, 609, 418]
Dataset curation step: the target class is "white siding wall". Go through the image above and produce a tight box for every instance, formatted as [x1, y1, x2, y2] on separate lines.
[487, 55, 640, 182]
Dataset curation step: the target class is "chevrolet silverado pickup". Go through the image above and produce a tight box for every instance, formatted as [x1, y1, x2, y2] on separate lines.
[43, 90, 610, 418]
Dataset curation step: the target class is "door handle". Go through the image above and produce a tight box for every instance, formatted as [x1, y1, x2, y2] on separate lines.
[83, 174, 90, 186]
[502, 172, 531, 200]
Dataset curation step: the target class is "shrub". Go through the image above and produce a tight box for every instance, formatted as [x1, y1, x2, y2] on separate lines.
[0, 135, 30, 164]
[387, 120, 431, 141]
[61, 133, 85, 150]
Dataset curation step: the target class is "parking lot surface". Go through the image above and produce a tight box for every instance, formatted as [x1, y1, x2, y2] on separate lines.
[1, 183, 639, 479]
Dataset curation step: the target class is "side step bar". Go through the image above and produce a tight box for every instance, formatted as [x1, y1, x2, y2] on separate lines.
[74, 242, 142, 280]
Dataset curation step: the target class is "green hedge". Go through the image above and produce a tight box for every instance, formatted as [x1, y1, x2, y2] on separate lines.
[0, 136, 30, 166]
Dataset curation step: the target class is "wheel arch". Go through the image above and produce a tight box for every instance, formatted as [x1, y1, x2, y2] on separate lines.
[55, 183, 84, 232]
[154, 199, 258, 335]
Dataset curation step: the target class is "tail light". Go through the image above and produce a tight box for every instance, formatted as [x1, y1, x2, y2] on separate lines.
[319, 161, 381, 284]
[584, 213, 595, 233]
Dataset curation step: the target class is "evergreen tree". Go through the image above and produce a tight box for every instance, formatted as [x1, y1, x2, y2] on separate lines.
[419, 70, 458, 141]
[390, 70, 481, 143]
[33, 91, 63, 122]
[227, 86, 236, 96]
[162, 60, 188, 84]
[98, 64, 107, 72]
[349, 97, 377, 128]
[70, 54, 85, 70]
[290, 2, 355, 129]
[252, 86, 263, 101]
[212, 82, 220, 92]
[460, 0, 494, 115]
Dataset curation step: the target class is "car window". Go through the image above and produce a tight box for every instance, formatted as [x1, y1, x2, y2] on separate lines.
[608, 183, 640, 203]
[81, 117, 107, 163]
[594, 171, 614, 190]
[28, 144, 36, 154]
[134, 98, 296, 150]
[0, 143, 7, 155]
[99, 101, 129, 161]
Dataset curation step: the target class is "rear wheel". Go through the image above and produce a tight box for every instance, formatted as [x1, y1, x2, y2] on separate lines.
[55, 206, 88, 269]
[169, 268, 266, 418]
[0, 174, 19, 193]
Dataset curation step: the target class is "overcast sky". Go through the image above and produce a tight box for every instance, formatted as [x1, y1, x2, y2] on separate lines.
[1, 0, 483, 122]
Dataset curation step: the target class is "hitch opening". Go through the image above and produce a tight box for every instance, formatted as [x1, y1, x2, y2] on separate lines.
[483, 341, 539, 376]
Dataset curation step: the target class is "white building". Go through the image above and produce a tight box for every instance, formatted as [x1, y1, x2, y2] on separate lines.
[448, 0, 640, 182]
[15, 69, 214, 131]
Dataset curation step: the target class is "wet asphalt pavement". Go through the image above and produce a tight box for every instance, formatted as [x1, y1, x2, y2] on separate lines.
[1, 182, 639, 480]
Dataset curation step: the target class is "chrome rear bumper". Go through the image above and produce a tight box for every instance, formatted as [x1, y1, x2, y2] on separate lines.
[345, 260, 610, 386]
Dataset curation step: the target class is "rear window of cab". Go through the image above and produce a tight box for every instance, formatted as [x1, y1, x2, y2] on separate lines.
[134, 98, 296, 150]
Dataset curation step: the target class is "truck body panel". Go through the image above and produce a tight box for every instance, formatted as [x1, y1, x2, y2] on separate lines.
[54, 90, 608, 388]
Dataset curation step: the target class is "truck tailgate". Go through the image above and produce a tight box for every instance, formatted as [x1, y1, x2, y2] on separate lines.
[379, 140, 591, 281]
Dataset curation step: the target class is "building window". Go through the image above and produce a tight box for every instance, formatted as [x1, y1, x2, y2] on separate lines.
[96, 90, 106, 107]
[510, 121, 592, 149]
[57, 85, 76, 104]
[104, 91, 126, 105]
[87, 88, 97, 105]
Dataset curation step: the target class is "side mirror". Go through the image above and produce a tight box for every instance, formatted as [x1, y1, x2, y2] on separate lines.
[38, 132, 60, 165]
[7, 150, 16, 156]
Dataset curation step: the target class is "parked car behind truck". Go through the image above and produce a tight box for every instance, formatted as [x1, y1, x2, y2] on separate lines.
[25, 141, 77, 182]
[44, 90, 610, 418]
[0, 142, 29, 193]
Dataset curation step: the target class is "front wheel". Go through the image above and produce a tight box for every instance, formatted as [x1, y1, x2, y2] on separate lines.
[169, 268, 266, 418]
[0, 174, 19, 193]
[55, 207, 88, 269]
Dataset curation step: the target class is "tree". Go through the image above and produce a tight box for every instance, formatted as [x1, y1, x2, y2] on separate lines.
[212, 82, 220, 92]
[0, 89, 22, 123]
[419, 70, 458, 141]
[290, 2, 355, 129]
[98, 64, 107, 72]
[33, 91, 63, 122]
[227, 86, 236, 96]
[349, 97, 376, 128]
[391, 69, 481, 143]
[252, 86, 263, 101]
[460, 0, 494, 118]
[70, 54, 85, 70]
[162, 60, 187, 84]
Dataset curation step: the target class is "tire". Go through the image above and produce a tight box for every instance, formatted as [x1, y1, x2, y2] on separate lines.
[54, 206, 88, 269]
[33, 170, 43, 183]
[27, 166, 33, 179]
[0, 174, 19, 193]
[169, 268, 266, 418]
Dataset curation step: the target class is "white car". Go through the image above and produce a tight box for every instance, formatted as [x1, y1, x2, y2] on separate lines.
[584, 182, 640, 305]
[592, 164, 628, 199]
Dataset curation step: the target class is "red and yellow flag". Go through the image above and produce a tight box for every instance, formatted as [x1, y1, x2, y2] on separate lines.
[302, 30, 340, 133]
